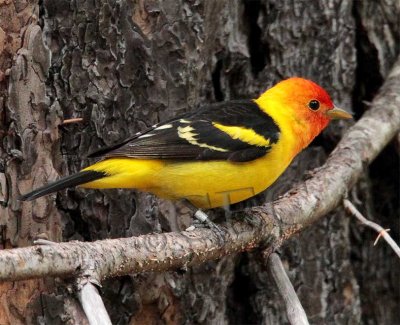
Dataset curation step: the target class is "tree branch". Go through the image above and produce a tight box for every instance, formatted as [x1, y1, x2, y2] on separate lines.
[343, 199, 400, 258]
[77, 281, 112, 325]
[2, 56, 400, 283]
[74, 256, 112, 325]
[267, 253, 309, 325]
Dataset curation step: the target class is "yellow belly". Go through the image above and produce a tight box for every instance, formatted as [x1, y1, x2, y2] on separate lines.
[81, 143, 293, 209]
[152, 157, 289, 208]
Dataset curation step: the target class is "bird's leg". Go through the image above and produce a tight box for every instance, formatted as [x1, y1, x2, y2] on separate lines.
[243, 214, 263, 228]
[182, 199, 224, 237]
[224, 206, 262, 228]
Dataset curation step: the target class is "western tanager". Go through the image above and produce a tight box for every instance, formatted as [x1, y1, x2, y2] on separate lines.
[20, 77, 351, 208]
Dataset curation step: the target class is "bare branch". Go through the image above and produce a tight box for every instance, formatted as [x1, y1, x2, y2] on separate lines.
[33, 239, 57, 246]
[1, 55, 400, 283]
[61, 117, 84, 125]
[267, 253, 309, 325]
[343, 199, 400, 258]
[75, 257, 112, 325]
[77, 280, 112, 325]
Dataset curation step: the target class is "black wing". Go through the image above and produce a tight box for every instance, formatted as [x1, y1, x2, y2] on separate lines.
[88, 100, 280, 162]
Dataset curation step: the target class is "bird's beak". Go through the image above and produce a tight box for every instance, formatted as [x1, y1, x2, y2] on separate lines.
[326, 106, 353, 119]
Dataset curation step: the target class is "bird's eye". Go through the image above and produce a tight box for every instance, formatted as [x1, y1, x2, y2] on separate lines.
[308, 100, 320, 111]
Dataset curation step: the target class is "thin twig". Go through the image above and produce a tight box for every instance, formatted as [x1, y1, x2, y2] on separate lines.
[267, 253, 309, 325]
[33, 239, 57, 246]
[77, 280, 112, 325]
[343, 199, 400, 258]
[61, 117, 84, 125]
[373, 229, 391, 246]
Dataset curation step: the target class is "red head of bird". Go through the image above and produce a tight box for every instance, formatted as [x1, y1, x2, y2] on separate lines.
[256, 77, 352, 152]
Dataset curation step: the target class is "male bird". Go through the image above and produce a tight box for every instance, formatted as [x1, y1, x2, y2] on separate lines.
[20, 78, 351, 208]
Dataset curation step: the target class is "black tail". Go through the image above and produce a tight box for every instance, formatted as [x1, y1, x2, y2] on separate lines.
[19, 170, 107, 201]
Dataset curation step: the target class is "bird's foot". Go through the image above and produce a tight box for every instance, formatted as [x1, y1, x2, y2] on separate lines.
[226, 209, 260, 228]
[194, 209, 224, 234]
[243, 214, 263, 228]
[192, 216, 225, 241]
[181, 199, 225, 240]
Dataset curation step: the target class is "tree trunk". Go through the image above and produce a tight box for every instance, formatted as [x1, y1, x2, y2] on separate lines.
[0, 0, 398, 324]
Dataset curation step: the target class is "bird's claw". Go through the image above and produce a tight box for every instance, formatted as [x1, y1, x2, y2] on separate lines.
[181, 199, 225, 241]
[191, 210, 225, 240]
[243, 215, 262, 228]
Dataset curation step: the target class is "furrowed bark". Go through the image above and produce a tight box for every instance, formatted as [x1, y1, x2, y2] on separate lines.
[0, 55, 399, 282]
